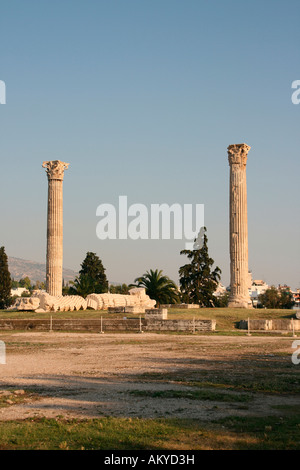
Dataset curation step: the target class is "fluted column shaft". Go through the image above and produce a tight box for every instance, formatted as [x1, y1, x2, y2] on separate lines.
[228, 144, 252, 308]
[43, 161, 69, 297]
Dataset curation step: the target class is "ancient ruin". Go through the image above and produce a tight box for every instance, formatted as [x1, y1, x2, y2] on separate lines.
[11, 288, 155, 313]
[43, 160, 69, 297]
[228, 144, 252, 308]
[86, 288, 155, 310]
[10, 150, 254, 313]
[12, 297, 41, 311]
[9, 160, 158, 314]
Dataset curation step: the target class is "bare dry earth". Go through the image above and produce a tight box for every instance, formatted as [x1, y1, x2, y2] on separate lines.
[0, 332, 299, 421]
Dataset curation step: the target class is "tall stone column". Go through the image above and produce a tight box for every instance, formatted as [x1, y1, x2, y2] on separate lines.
[43, 160, 69, 297]
[228, 144, 252, 308]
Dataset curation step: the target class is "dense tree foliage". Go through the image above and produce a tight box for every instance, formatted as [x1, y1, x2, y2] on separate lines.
[19, 277, 32, 290]
[0, 246, 12, 309]
[179, 228, 221, 307]
[109, 284, 129, 295]
[69, 252, 108, 297]
[259, 286, 295, 309]
[214, 292, 229, 308]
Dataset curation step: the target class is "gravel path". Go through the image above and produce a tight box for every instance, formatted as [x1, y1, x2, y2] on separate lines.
[0, 332, 299, 421]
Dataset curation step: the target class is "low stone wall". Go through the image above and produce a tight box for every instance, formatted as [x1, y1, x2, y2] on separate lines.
[145, 319, 216, 332]
[125, 306, 145, 314]
[107, 306, 146, 314]
[108, 307, 125, 313]
[0, 318, 144, 332]
[239, 319, 300, 331]
[0, 318, 216, 333]
[161, 304, 200, 309]
[145, 309, 168, 320]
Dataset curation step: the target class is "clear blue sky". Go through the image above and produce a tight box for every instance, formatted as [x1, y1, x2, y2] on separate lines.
[0, 0, 299, 288]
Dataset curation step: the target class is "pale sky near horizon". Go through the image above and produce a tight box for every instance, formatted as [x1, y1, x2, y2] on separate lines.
[0, 0, 299, 289]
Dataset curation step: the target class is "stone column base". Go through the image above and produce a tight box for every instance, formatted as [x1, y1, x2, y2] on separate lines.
[228, 297, 253, 309]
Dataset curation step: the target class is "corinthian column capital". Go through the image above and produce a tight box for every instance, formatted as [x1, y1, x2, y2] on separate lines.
[228, 143, 251, 168]
[43, 160, 69, 181]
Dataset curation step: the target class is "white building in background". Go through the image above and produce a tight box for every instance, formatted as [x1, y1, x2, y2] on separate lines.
[278, 286, 300, 310]
[11, 287, 30, 297]
[213, 283, 227, 297]
[291, 288, 300, 309]
[249, 279, 269, 305]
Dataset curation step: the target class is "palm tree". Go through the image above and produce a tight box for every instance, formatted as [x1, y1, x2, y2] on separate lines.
[68, 274, 95, 299]
[130, 269, 180, 307]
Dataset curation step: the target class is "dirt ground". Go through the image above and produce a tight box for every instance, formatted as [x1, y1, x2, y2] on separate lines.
[0, 332, 299, 421]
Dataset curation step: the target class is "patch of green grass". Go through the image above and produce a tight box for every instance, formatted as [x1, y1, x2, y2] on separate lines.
[134, 366, 300, 395]
[168, 308, 296, 331]
[185, 376, 300, 394]
[5, 341, 45, 351]
[0, 415, 299, 450]
[128, 388, 253, 402]
[270, 405, 300, 413]
[215, 414, 300, 450]
[0, 417, 208, 450]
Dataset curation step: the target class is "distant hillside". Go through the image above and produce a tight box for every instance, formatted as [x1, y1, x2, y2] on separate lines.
[8, 257, 78, 283]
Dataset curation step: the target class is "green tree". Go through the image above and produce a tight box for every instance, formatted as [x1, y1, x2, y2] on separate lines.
[0, 246, 12, 309]
[179, 227, 221, 307]
[11, 279, 20, 289]
[69, 274, 95, 298]
[19, 277, 32, 290]
[33, 280, 46, 291]
[259, 286, 295, 309]
[279, 289, 295, 309]
[69, 252, 108, 297]
[258, 286, 280, 309]
[214, 292, 229, 308]
[109, 284, 129, 295]
[130, 269, 180, 307]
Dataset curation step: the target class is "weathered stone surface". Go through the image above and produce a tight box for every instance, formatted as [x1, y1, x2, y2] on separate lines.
[145, 308, 168, 320]
[239, 319, 271, 330]
[124, 306, 145, 314]
[174, 304, 199, 309]
[0, 318, 216, 332]
[108, 306, 125, 313]
[86, 298, 98, 310]
[37, 293, 87, 312]
[239, 319, 300, 331]
[228, 144, 252, 309]
[145, 319, 216, 332]
[43, 160, 69, 297]
[11, 288, 155, 313]
[11, 293, 87, 312]
[86, 288, 156, 311]
[11, 297, 40, 311]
